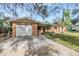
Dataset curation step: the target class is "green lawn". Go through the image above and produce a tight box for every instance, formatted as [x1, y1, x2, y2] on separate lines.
[45, 32, 79, 52]
[62, 32, 79, 37]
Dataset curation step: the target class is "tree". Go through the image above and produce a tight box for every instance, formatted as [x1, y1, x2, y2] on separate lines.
[0, 15, 4, 32]
[32, 3, 49, 20]
[0, 3, 49, 20]
[63, 9, 72, 28]
[0, 20, 3, 29]
[1, 3, 79, 25]
[62, 10, 71, 28]
[0, 15, 11, 33]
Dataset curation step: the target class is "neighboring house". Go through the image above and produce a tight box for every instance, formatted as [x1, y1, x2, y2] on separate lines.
[48, 24, 67, 33]
[72, 22, 79, 31]
[10, 18, 45, 38]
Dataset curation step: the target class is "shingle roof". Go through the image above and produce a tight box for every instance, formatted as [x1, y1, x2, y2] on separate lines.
[9, 17, 45, 26]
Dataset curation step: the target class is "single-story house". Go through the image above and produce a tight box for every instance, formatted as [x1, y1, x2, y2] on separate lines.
[10, 18, 45, 38]
[72, 22, 79, 31]
[10, 18, 67, 38]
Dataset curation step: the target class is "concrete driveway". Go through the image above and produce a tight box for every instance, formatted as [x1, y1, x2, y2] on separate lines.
[0, 35, 79, 56]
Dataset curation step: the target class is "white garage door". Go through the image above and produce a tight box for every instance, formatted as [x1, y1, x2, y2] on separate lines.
[16, 25, 32, 36]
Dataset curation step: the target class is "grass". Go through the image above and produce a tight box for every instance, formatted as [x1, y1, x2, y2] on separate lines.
[62, 32, 79, 37]
[45, 32, 79, 52]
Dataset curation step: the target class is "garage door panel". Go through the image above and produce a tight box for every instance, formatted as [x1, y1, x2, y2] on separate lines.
[16, 25, 32, 36]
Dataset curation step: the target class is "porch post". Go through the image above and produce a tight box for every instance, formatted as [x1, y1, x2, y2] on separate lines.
[12, 23, 16, 38]
[41, 27, 43, 34]
[32, 23, 37, 36]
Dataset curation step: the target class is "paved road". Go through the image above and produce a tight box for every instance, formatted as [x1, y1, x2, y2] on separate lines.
[0, 36, 79, 56]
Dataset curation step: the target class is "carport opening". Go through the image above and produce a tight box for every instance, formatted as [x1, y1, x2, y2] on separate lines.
[37, 26, 45, 35]
[37, 26, 41, 35]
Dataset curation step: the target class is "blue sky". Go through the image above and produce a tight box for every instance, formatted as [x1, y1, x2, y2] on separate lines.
[0, 3, 79, 23]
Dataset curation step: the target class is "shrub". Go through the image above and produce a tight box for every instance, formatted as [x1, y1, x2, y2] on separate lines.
[42, 32, 54, 36]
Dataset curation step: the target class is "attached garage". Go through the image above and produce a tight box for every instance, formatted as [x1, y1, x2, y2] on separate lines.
[11, 18, 39, 38]
[10, 18, 45, 38]
[16, 25, 32, 36]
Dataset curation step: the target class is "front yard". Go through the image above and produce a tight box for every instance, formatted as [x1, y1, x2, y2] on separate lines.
[45, 32, 79, 52]
[0, 35, 79, 56]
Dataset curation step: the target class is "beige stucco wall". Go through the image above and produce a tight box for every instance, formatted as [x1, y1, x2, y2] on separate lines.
[48, 26, 67, 33]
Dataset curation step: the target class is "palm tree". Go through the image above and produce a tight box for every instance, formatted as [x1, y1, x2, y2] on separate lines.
[61, 9, 71, 32]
